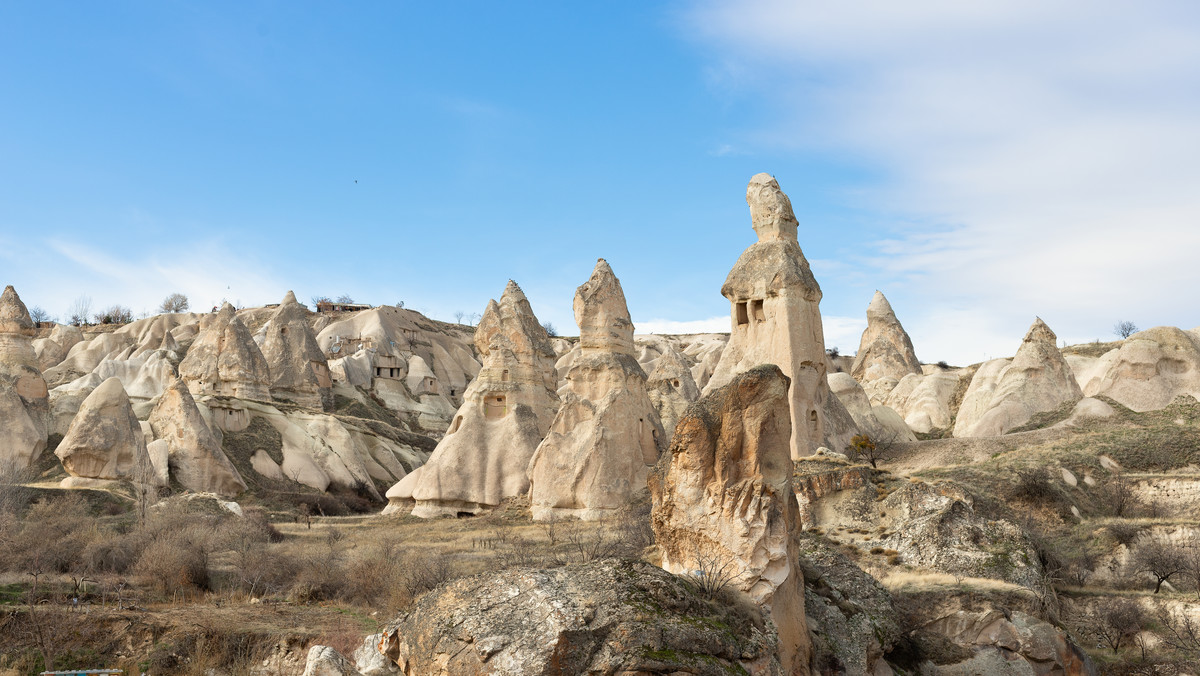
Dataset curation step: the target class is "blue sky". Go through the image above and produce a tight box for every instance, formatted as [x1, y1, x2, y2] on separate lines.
[3, 1, 1199, 365]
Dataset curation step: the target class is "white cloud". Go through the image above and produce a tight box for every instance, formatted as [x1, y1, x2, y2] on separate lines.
[684, 0, 1200, 364]
[821, 315, 866, 356]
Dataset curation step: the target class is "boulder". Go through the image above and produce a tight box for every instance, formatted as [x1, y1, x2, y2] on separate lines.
[703, 173, 832, 460]
[55, 377, 152, 481]
[379, 559, 785, 676]
[650, 365, 812, 674]
[954, 318, 1082, 437]
[1076, 326, 1200, 412]
[850, 290, 922, 402]
[388, 281, 560, 518]
[302, 645, 362, 676]
[0, 285, 49, 470]
[260, 291, 334, 410]
[178, 303, 272, 401]
[646, 343, 700, 440]
[527, 260, 664, 521]
[148, 378, 246, 496]
[352, 634, 398, 676]
[828, 372, 915, 444]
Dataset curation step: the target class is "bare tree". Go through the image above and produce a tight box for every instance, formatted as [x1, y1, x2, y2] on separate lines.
[1113, 320, 1138, 339]
[159, 292, 190, 313]
[1090, 598, 1145, 654]
[542, 321, 557, 337]
[453, 311, 466, 324]
[68, 295, 92, 326]
[94, 304, 133, 325]
[685, 543, 738, 599]
[1132, 540, 1188, 593]
[336, 294, 355, 304]
[850, 433, 899, 469]
[311, 295, 331, 309]
[28, 306, 51, 324]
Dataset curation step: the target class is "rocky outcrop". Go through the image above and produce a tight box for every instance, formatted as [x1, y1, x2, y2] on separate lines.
[704, 173, 831, 460]
[0, 285, 49, 470]
[33, 323, 83, 370]
[954, 318, 1082, 437]
[828, 372, 915, 444]
[303, 645, 362, 676]
[378, 559, 784, 676]
[1076, 326, 1200, 412]
[388, 281, 560, 518]
[261, 291, 333, 410]
[148, 378, 246, 496]
[793, 462, 873, 528]
[884, 368, 964, 434]
[650, 365, 812, 674]
[646, 344, 700, 440]
[851, 291, 922, 402]
[179, 303, 272, 401]
[55, 377, 154, 482]
[527, 260, 664, 521]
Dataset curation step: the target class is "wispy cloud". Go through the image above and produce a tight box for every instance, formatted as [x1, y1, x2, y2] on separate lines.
[684, 0, 1200, 364]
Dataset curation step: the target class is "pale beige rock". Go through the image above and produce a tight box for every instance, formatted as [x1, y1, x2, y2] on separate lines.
[55, 377, 152, 481]
[1077, 326, 1200, 412]
[1055, 396, 1116, 428]
[303, 646, 362, 676]
[33, 323, 83, 370]
[178, 303, 272, 401]
[43, 332, 134, 387]
[146, 439, 170, 487]
[528, 260, 664, 521]
[388, 281, 560, 518]
[885, 369, 964, 434]
[828, 372, 915, 443]
[149, 378, 246, 497]
[261, 291, 333, 410]
[954, 319, 1082, 437]
[650, 365, 812, 674]
[0, 285, 49, 470]
[646, 344, 700, 441]
[851, 291, 922, 401]
[704, 173, 831, 460]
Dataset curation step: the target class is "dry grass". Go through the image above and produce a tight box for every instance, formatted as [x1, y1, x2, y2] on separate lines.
[880, 570, 1030, 594]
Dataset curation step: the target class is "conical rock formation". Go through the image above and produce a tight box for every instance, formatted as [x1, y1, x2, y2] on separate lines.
[387, 280, 560, 517]
[149, 378, 246, 496]
[0, 285, 49, 470]
[646, 344, 700, 441]
[55, 377, 154, 482]
[704, 174, 831, 460]
[527, 260, 664, 521]
[851, 291, 922, 401]
[954, 318, 1082, 437]
[261, 291, 333, 410]
[178, 303, 272, 401]
[650, 365, 813, 673]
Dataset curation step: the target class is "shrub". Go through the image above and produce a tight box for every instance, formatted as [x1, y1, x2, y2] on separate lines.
[159, 293, 189, 313]
[134, 534, 210, 594]
[1009, 468, 1058, 503]
[93, 305, 133, 325]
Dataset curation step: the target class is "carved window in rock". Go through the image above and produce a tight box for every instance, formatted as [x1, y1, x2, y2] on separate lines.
[424, 377, 438, 394]
[808, 409, 819, 435]
[671, 379, 680, 388]
[751, 299, 765, 322]
[502, 369, 511, 382]
[735, 301, 749, 326]
[484, 394, 508, 419]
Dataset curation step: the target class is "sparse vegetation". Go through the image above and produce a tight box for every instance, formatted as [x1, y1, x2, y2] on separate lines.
[93, 304, 134, 325]
[1113, 320, 1138, 339]
[159, 292, 189, 313]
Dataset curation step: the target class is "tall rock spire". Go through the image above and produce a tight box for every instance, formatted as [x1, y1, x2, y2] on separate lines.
[851, 290, 922, 402]
[0, 285, 49, 470]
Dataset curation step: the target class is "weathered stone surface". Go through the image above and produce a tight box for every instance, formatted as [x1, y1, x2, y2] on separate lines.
[148, 378, 246, 496]
[528, 260, 664, 521]
[829, 372, 915, 444]
[1076, 326, 1200, 412]
[303, 645, 363, 676]
[178, 303, 272, 401]
[353, 634, 398, 676]
[704, 173, 831, 460]
[379, 559, 784, 676]
[33, 323, 83, 370]
[851, 291, 922, 402]
[650, 365, 813, 674]
[388, 281, 560, 517]
[0, 285, 49, 470]
[884, 368, 964, 434]
[55, 377, 153, 482]
[799, 535, 899, 676]
[954, 319, 1082, 437]
[646, 343, 700, 440]
[261, 291, 333, 410]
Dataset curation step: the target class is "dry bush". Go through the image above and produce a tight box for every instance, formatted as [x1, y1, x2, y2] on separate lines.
[1106, 522, 1145, 547]
[81, 530, 150, 575]
[4, 493, 100, 574]
[134, 534, 210, 594]
[1094, 478, 1142, 518]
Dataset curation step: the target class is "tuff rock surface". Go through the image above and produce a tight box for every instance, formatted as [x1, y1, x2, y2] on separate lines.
[0, 285, 49, 470]
[148, 378, 246, 497]
[851, 291, 922, 402]
[55, 377, 154, 482]
[378, 559, 784, 676]
[704, 173, 832, 460]
[645, 343, 701, 440]
[527, 260, 664, 521]
[388, 280, 559, 517]
[260, 291, 334, 410]
[953, 319, 1082, 437]
[1076, 326, 1200, 412]
[179, 303, 273, 401]
[650, 365, 813, 674]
